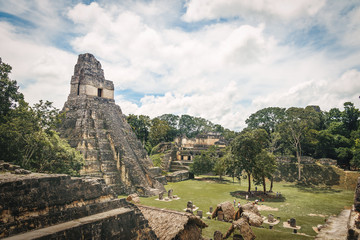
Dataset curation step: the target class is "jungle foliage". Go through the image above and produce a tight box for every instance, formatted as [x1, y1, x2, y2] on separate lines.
[0, 58, 84, 175]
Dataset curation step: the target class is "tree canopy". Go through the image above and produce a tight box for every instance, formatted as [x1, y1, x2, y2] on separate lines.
[0, 58, 84, 175]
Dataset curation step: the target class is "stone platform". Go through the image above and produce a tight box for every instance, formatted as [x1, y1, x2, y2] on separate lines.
[0, 172, 156, 239]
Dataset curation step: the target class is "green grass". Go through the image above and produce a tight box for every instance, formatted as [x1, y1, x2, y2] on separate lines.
[136, 176, 354, 240]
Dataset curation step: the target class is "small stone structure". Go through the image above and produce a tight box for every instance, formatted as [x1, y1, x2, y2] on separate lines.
[212, 201, 235, 222]
[234, 203, 263, 227]
[197, 210, 203, 219]
[138, 205, 208, 240]
[213, 230, 223, 240]
[289, 218, 296, 227]
[224, 217, 256, 240]
[159, 192, 164, 200]
[168, 189, 173, 198]
[59, 53, 165, 196]
[263, 214, 280, 229]
[166, 170, 191, 182]
[185, 201, 198, 213]
[0, 172, 156, 239]
[283, 218, 301, 233]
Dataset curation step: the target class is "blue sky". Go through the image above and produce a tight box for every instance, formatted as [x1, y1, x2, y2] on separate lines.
[0, 0, 360, 130]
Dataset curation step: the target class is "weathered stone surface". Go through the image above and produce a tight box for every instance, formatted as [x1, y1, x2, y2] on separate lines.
[242, 211, 263, 227]
[214, 230, 223, 240]
[59, 53, 165, 196]
[0, 173, 156, 239]
[166, 170, 190, 182]
[224, 217, 256, 240]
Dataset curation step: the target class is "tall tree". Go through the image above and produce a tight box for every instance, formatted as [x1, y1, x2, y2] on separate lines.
[149, 118, 171, 146]
[231, 129, 268, 192]
[246, 107, 286, 134]
[279, 107, 320, 180]
[126, 114, 151, 144]
[158, 114, 179, 140]
[342, 102, 360, 136]
[253, 150, 277, 193]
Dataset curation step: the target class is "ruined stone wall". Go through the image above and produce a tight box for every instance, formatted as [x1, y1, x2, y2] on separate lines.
[0, 173, 157, 239]
[177, 136, 225, 149]
[59, 53, 165, 196]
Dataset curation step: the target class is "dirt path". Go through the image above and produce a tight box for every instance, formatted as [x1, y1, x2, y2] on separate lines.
[315, 209, 350, 240]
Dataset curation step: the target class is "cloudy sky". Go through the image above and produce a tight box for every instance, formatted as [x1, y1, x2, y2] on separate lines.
[1, 0, 359, 130]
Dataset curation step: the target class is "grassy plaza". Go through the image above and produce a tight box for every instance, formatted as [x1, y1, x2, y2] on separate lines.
[137, 176, 355, 239]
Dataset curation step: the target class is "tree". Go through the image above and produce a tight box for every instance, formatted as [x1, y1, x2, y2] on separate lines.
[126, 114, 151, 144]
[179, 114, 197, 137]
[149, 118, 171, 146]
[190, 150, 216, 176]
[324, 108, 342, 128]
[252, 150, 277, 193]
[0, 58, 84, 175]
[279, 107, 320, 180]
[245, 107, 285, 134]
[231, 129, 268, 192]
[158, 114, 180, 141]
[342, 102, 359, 136]
[0, 58, 24, 121]
[351, 138, 360, 169]
[212, 148, 229, 180]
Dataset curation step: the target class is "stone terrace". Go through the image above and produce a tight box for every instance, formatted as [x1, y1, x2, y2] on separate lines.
[0, 173, 156, 239]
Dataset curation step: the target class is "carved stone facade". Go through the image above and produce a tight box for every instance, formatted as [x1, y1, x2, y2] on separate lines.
[59, 53, 165, 196]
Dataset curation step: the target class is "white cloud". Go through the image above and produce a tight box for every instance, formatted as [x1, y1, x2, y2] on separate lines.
[253, 69, 360, 112]
[0, 22, 76, 109]
[182, 0, 326, 22]
[1, 0, 360, 131]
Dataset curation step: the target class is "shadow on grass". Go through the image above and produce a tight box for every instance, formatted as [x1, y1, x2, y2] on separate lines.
[283, 184, 342, 194]
[193, 177, 232, 184]
[230, 191, 286, 202]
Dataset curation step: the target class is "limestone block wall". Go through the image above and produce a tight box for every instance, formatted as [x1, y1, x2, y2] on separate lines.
[0, 173, 156, 239]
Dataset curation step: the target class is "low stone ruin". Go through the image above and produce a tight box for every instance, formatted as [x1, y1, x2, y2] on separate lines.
[263, 214, 280, 229]
[0, 172, 156, 239]
[166, 170, 191, 182]
[212, 201, 235, 222]
[234, 203, 263, 227]
[185, 201, 198, 213]
[224, 217, 256, 240]
[138, 205, 208, 240]
[0, 161, 31, 174]
[156, 189, 179, 201]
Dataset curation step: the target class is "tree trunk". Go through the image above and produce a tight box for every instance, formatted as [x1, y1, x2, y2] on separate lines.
[262, 176, 266, 193]
[247, 172, 251, 193]
[296, 146, 301, 181]
[270, 177, 274, 192]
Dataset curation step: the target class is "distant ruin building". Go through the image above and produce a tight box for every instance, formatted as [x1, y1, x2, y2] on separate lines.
[59, 53, 165, 196]
[153, 132, 227, 179]
[174, 132, 227, 161]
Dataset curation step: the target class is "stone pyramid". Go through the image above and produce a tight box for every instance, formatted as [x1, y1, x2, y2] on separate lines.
[59, 53, 165, 196]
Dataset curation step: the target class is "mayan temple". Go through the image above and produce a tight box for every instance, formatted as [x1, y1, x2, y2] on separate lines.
[59, 53, 165, 196]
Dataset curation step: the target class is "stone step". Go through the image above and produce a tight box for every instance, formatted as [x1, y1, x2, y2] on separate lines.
[170, 165, 189, 171]
[4, 207, 133, 240]
[171, 160, 193, 166]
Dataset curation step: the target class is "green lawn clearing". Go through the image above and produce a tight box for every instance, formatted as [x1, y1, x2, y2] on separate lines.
[135, 176, 355, 239]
